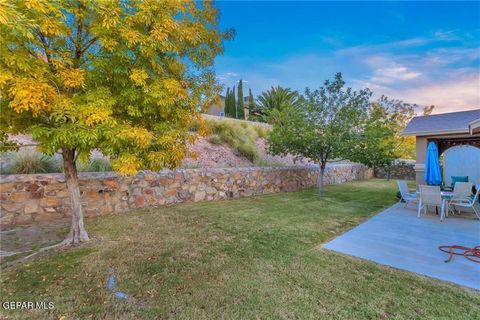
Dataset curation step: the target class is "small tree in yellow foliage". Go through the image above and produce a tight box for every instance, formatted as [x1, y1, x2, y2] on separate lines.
[0, 0, 231, 244]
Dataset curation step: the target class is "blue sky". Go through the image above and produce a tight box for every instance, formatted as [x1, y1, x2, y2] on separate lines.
[214, 1, 480, 113]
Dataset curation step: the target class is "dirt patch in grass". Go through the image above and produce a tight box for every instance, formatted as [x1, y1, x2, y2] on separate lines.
[1, 219, 69, 267]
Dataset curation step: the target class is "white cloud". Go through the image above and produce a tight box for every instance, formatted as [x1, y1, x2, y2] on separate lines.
[354, 59, 422, 89]
[379, 74, 480, 113]
[351, 79, 389, 92]
[217, 71, 239, 81]
[338, 30, 467, 58]
[393, 37, 428, 47]
[371, 66, 421, 84]
[336, 37, 429, 57]
[434, 30, 459, 41]
[422, 47, 480, 66]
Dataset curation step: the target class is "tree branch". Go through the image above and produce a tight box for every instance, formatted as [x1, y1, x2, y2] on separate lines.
[79, 36, 98, 55]
[35, 30, 55, 72]
[74, 13, 83, 64]
[17, 144, 41, 148]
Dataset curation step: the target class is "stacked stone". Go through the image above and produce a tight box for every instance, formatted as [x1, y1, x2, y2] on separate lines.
[374, 161, 415, 180]
[0, 164, 372, 226]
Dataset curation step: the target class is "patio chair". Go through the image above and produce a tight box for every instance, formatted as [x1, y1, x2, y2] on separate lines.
[418, 185, 444, 220]
[445, 182, 473, 217]
[451, 175, 469, 189]
[447, 188, 480, 220]
[397, 180, 417, 208]
[442, 176, 469, 192]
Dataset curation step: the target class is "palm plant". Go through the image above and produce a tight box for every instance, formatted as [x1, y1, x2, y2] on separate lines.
[251, 86, 300, 122]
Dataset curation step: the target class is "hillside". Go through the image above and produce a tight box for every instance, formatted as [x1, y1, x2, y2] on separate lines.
[182, 136, 314, 168]
[181, 116, 314, 168]
[1, 117, 315, 174]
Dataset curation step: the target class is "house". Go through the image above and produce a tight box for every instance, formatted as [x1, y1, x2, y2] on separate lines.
[205, 95, 250, 119]
[205, 95, 226, 116]
[402, 109, 480, 186]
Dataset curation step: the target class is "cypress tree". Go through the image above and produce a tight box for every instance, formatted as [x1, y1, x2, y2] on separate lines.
[248, 88, 255, 120]
[237, 80, 244, 119]
[231, 85, 236, 118]
[228, 87, 234, 118]
[224, 88, 230, 116]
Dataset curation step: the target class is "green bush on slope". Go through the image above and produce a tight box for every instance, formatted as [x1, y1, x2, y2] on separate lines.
[207, 119, 269, 162]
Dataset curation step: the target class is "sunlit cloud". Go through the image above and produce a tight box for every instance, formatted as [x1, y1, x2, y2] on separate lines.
[384, 74, 480, 113]
[371, 66, 422, 84]
[343, 38, 479, 111]
[422, 47, 480, 66]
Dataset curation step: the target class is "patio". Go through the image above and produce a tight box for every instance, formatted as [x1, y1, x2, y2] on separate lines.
[323, 203, 480, 290]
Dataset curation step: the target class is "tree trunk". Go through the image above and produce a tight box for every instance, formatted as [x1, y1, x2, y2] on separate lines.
[317, 162, 326, 194]
[62, 148, 89, 245]
[386, 166, 391, 181]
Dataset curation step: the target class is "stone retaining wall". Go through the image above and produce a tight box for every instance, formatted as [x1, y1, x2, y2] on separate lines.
[0, 164, 372, 226]
[374, 160, 416, 180]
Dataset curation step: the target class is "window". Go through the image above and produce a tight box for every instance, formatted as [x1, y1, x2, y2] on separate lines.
[219, 112, 225, 117]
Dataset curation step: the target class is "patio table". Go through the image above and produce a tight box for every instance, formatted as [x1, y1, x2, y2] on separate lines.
[415, 190, 452, 221]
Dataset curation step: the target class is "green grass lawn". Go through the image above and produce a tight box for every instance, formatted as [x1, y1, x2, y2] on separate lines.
[1, 179, 479, 319]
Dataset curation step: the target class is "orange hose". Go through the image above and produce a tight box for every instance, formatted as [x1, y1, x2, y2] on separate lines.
[438, 245, 480, 263]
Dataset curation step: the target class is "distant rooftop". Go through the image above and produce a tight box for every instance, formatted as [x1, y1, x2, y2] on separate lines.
[402, 109, 480, 136]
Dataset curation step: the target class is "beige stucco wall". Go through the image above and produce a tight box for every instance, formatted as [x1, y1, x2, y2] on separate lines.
[206, 96, 226, 116]
[206, 103, 225, 116]
[415, 137, 427, 186]
[414, 133, 480, 187]
[206, 96, 250, 119]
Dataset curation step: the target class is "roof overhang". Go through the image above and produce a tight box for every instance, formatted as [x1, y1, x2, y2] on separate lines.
[401, 128, 470, 137]
[401, 109, 480, 137]
[469, 118, 480, 134]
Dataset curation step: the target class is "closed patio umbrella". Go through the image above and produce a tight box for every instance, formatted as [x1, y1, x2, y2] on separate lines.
[424, 141, 442, 185]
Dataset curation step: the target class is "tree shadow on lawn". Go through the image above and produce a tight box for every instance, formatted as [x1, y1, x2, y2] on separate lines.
[1, 219, 70, 268]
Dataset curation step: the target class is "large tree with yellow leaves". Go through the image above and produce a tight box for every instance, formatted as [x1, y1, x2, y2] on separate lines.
[0, 0, 231, 244]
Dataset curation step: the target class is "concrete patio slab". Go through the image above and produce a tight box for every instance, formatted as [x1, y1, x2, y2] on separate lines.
[323, 204, 480, 290]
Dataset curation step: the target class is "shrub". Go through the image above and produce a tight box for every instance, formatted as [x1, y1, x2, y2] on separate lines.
[207, 119, 262, 161]
[236, 141, 260, 162]
[181, 163, 202, 169]
[188, 118, 202, 132]
[1, 151, 113, 174]
[255, 126, 269, 138]
[207, 134, 223, 145]
[81, 157, 112, 172]
[1, 150, 60, 174]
